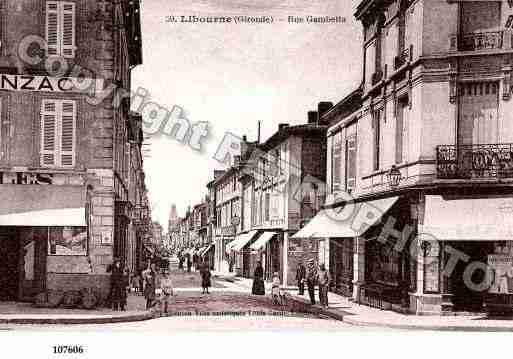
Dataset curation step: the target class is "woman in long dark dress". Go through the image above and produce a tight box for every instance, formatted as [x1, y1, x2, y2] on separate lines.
[200, 260, 212, 294]
[252, 261, 265, 295]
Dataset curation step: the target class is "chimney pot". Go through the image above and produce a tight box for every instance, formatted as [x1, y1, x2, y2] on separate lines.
[278, 123, 289, 131]
[308, 111, 317, 124]
[317, 102, 334, 123]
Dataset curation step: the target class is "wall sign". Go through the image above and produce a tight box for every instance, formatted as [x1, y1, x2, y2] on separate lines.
[0, 74, 97, 94]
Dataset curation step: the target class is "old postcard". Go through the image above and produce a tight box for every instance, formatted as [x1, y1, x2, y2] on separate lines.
[0, 0, 513, 357]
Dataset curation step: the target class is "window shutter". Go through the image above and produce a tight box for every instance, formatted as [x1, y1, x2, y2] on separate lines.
[46, 1, 60, 56]
[332, 132, 342, 191]
[60, 2, 76, 58]
[60, 100, 76, 167]
[346, 135, 357, 191]
[40, 100, 58, 167]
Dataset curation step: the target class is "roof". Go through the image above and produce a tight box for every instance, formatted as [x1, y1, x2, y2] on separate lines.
[354, 0, 382, 20]
[259, 124, 327, 151]
[320, 87, 363, 125]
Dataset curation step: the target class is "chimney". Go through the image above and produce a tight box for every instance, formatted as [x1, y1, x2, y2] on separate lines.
[307, 111, 317, 124]
[318, 101, 334, 123]
[278, 123, 289, 131]
[241, 135, 248, 158]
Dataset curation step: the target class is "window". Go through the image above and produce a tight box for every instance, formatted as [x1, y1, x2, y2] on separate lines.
[331, 132, 342, 192]
[345, 134, 357, 192]
[48, 226, 87, 256]
[264, 193, 270, 222]
[396, 97, 408, 164]
[375, 14, 385, 74]
[372, 110, 381, 171]
[397, 0, 407, 54]
[46, 1, 76, 58]
[40, 99, 76, 168]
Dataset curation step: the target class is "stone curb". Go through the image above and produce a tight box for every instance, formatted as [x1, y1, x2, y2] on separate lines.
[286, 295, 513, 332]
[0, 311, 153, 325]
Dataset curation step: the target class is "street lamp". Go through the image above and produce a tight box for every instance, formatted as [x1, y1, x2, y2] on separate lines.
[386, 165, 402, 187]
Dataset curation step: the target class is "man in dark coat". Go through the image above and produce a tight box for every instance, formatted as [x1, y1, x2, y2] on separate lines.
[186, 254, 192, 273]
[251, 261, 265, 295]
[108, 258, 124, 311]
[306, 259, 317, 305]
[296, 262, 306, 296]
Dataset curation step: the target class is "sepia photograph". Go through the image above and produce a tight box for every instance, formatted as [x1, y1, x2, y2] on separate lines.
[0, 0, 513, 357]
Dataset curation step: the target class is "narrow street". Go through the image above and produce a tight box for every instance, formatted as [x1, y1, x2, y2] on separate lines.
[0, 261, 378, 331]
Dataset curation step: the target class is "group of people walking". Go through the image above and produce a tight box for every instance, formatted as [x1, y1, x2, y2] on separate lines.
[296, 260, 330, 308]
[250, 259, 330, 309]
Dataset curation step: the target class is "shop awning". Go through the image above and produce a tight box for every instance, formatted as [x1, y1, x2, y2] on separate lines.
[250, 231, 277, 250]
[0, 184, 86, 226]
[420, 195, 513, 241]
[292, 196, 399, 239]
[232, 230, 259, 252]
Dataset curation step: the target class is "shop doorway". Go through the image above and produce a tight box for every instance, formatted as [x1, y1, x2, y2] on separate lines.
[449, 241, 494, 312]
[0, 229, 20, 301]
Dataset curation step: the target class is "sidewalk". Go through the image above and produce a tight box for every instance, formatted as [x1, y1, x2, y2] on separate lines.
[0, 294, 153, 325]
[221, 276, 513, 332]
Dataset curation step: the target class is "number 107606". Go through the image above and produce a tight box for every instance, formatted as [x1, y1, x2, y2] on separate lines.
[53, 346, 84, 354]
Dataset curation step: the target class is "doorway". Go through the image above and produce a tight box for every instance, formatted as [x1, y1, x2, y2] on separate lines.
[0, 229, 20, 301]
[449, 241, 494, 312]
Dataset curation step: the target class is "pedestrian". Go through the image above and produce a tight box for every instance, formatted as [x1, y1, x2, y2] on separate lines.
[178, 255, 184, 270]
[228, 256, 234, 273]
[296, 261, 306, 296]
[186, 254, 192, 273]
[159, 268, 174, 314]
[251, 261, 265, 295]
[271, 272, 282, 305]
[143, 263, 157, 310]
[306, 259, 317, 305]
[132, 274, 141, 295]
[193, 252, 198, 271]
[108, 258, 124, 311]
[121, 264, 130, 311]
[318, 263, 330, 309]
[200, 260, 212, 294]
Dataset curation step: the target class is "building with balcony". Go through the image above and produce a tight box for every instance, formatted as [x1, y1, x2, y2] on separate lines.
[0, 0, 143, 302]
[296, 0, 513, 314]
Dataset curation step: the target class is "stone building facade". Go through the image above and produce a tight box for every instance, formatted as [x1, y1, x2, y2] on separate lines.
[0, 0, 144, 302]
[298, 0, 513, 314]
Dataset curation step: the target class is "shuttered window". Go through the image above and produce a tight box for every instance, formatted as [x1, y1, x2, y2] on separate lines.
[372, 110, 381, 171]
[345, 135, 357, 192]
[332, 132, 342, 192]
[40, 99, 76, 168]
[46, 1, 76, 58]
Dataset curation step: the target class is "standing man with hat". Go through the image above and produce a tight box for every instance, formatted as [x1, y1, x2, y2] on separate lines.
[306, 259, 317, 305]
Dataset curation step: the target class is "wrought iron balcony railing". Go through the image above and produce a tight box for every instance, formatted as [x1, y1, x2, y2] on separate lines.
[436, 144, 513, 179]
[450, 31, 508, 52]
[371, 70, 383, 86]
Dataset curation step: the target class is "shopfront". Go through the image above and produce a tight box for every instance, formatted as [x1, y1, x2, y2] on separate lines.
[0, 184, 88, 302]
[416, 194, 513, 314]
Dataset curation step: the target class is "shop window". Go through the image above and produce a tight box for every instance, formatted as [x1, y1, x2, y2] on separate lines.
[367, 239, 400, 286]
[423, 240, 440, 293]
[46, 1, 76, 58]
[48, 226, 87, 256]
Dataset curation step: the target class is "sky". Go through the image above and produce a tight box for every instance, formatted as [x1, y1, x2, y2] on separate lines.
[131, 0, 363, 228]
